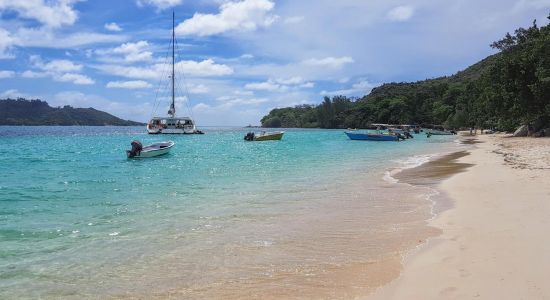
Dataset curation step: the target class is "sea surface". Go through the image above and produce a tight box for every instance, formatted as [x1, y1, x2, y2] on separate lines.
[0, 126, 460, 299]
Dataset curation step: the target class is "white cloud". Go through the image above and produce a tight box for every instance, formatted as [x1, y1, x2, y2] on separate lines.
[106, 80, 152, 89]
[245, 77, 315, 92]
[0, 28, 14, 59]
[0, 0, 79, 28]
[240, 53, 254, 59]
[31, 56, 82, 72]
[94, 59, 233, 79]
[275, 76, 303, 85]
[234, 90, 254, 96]
[96, 40, 152, 63]
[175, 0, 278, 37]
[56, 73, 95, 85]
[245, 81, 282, 91]
[21, 70, 49, 78]
[105, 22, 122, 32]
[14, 27, 126, 49]
[24, 55, 95, 85]
[0, 89, 39, 99]
[302, 56, 354, 68]
[320, 80, 378, 96]
[0, 70, 15, 78]
[137, 0, 182, 10]
[188, 84, 209, 94]
[176, 59, 234, 76]
[387, 5, 414, 22]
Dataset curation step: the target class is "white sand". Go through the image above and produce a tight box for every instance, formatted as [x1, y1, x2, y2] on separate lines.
[367, 135, 550, 299]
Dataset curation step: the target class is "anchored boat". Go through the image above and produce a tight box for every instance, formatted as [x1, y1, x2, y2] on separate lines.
[345, 130, 400, 141]
[126, 140, 174, 158]
[244, 131, 284, 141]
[146, 12, 203, 135]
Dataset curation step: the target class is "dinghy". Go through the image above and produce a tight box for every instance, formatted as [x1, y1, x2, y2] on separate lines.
[126, 140, 174, 158]
[244, 131, 284, 141]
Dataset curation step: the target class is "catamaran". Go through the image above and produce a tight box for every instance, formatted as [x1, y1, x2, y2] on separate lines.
[147, 12, 203, 135]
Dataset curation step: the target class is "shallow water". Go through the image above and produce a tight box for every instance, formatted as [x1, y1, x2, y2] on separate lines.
[0, 126, 458, 299]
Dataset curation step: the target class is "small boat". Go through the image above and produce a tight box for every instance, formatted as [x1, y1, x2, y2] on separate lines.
[126, 140, 174, 158]
[345, 130, 399, 141]
[244, 131, 284, 141]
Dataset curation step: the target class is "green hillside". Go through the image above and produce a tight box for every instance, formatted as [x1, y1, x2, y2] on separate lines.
[0, 99, 144, 126]
[261, 14, 550, 131]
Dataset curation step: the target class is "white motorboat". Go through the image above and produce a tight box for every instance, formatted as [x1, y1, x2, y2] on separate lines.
[127, 140, 174, 158]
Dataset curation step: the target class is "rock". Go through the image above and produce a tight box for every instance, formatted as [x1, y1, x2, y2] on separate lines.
[513, 125, 528, 137]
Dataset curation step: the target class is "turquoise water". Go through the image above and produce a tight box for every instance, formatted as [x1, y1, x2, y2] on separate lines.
[0, 126, 458, 298]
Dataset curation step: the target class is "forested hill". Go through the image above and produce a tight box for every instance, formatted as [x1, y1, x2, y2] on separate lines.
[261, 14, 550, 131]
[0, 99, 143, 126]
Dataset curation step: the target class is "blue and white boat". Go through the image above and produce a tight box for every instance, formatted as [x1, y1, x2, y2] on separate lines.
[345, 130, 399, 141]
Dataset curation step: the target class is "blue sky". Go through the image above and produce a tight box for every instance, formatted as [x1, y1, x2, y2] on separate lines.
[0, 0, 549, 126]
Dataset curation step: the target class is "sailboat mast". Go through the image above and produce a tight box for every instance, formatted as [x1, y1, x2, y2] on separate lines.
[171, 11, 175, 117]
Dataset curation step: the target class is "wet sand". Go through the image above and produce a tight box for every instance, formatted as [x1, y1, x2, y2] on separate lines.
[395, 151, 473, 186]
[367, 135, 550, 299]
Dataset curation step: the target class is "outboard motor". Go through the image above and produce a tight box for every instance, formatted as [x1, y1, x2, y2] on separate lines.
[244, 132, 255, 141]
[127, 140, 143, 158]
[396, 133, 406, 141]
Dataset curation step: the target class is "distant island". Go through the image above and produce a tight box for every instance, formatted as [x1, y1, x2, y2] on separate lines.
[261, 14, 550, 133]
[0, 99, 144, 126]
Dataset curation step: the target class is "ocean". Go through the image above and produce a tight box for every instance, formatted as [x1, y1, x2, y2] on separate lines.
[0, 126, 460, 299]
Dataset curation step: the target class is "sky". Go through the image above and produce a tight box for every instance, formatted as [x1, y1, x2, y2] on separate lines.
[0, 0, 549, 126]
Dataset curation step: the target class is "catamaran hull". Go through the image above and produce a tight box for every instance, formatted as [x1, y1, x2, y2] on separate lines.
[345, 132, 398, 141]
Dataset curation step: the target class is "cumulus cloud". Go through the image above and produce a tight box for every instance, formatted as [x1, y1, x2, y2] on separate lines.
[14, 27, 126, 49]
[188, 84, 209, 94]
[105, 22, 122, 31]
[137, 0, 182, 10]
[0, 28, 14, 59]
[320, 80, 378, 96]
[23, 55, 95, 85]
[96, 40, 152, 63]
[302, 56, 354, 68]
[0, 0, 79, 28]
[0, 70, 15, 78]
[175, 0, 278, 37]
[245, 81, 282, 91]
[106, 80, 152, 89]
[94, 58, 233, 79]
[387, 5, 414, 22]
[244, 76, 314, 92]
[0, 89, 39, 99]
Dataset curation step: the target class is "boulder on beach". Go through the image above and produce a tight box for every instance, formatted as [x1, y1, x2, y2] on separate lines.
[513, 125, 528, 137]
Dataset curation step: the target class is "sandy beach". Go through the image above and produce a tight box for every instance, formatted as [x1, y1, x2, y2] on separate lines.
[367, 134, 550, 299]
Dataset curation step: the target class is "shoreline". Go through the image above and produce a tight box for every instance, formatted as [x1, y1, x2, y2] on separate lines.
[366, 134, 550, 299]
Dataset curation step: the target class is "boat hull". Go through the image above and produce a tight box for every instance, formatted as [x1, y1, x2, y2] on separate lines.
[345, 132, 398, 141]
[127, 141, 174, 158]
[253, 132, 284, 141]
